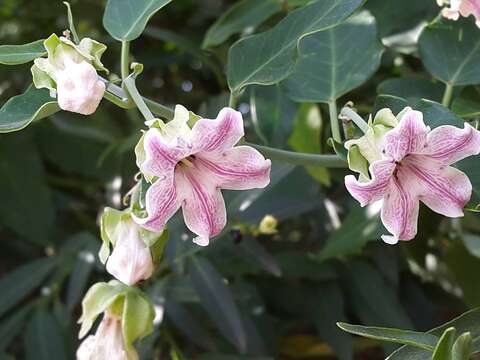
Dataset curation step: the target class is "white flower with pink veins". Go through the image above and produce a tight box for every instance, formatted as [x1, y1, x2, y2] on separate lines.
[133, 105, 271, 246]
[77, 312, 138, 360]
[345, 108, 480, 244]
[437, 0, 480, 26]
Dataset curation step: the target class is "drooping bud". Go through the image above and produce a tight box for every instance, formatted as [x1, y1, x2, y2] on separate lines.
[31, 33, 108, 115]
[77, 281, 155, 360]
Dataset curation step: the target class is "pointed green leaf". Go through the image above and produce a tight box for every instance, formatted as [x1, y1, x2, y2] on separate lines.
[227, 0, 365, 94]
[432, 328, 456, 360]
[419, 19, 480, 86]
[283, 11, 383, 102]
[203, 0, 282, 48]
[0, 40, 46, 65]
[452, 332, 472, 360]
[103, 0, 174, 41]
[25, 309, 66, 360]
[189, 256, 247, 353]
[0, 86, 59, 133]
[337, 323, 438, 351]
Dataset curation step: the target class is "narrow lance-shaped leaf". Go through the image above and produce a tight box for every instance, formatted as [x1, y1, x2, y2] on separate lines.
[283, 11, 383, 103]
[0, 40, 46, 65]
[25, 309, 66, 360]
[227, 0, 365, 94]
[189, 256, 247, 353]
[0, 86, 59, 133]
[337, 323, 439, 351]
[432, 327, 456, 360]
[103, 0, 174, 41]
[452, 332, 472, 360]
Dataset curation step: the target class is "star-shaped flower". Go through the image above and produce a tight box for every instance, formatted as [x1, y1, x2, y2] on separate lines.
[345, 108, 480, 244]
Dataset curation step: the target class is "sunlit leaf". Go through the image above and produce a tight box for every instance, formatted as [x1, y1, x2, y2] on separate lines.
[0, 40, 45, 65]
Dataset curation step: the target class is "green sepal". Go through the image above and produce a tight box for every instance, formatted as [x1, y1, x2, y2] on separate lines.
[99, 207, 129, 264]
[347, 144, 370, 180]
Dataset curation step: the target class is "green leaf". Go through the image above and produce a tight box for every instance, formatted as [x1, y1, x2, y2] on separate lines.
[419, 19, 480, 86]
[203, 0, 281, 48]
[314, 206, 384, 261]
[388, 308, 480, 360]
[0, 86, 59, 133]
[249, 84, 298, 147]
[337, 323, 438, 351]
[0, 258, 56, 318]
[0, 306, 32, 351]
[63, 1, 80, 43]
[452, 332, 472, 360]
[0, 132, 55, 244]
[0, 40, 46, 65]
[377, 77, 444, 104]
[288, 103, 330, 185]
[103, 0, 173, 41]
[189, 256, 247, 353]
[25, 309, 66, 360]
[122, 291, 155, 347]
[461, 233, 480, 258]
[432, 328, 456, 360]
[415, 99, 463, 128]
[227, 0, 364, 94]
[451, 87, 480, 118]
[283, 11, 383, 102]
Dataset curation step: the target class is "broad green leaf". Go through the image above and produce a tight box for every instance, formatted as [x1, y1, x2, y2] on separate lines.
[249, 84, 298, 147]
[337, 323, 438, 351]
[388, 308, 480, 360]
[203, 0, 281, 48]
[284, 11, 383, 102]
[415, 99, 463, 128]
[373, 94, 409, 116]
[0, 40, 45, 65]
[452, 332, 472, 360]
[419, 19, 480, 86]
[0, 86, 59, 133]
[227, 0, 364, 94]
[314, 283, 353, 360]
[462, 233, 480, 258]
[432, 328, 455, 360]
[0, 258, 56, 318]
[0, 132, 55, 244]
[377, 77, 444, 104]
[314, 206, 384, 261]
[189, 256, 247, 353]
[288, 103, 330, 185]
[452, 87, 480, 118]
[25, 309, 66, 360]
[103, 0, 173, 41]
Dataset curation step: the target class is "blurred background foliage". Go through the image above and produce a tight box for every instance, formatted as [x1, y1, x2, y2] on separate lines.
[1, 0, 480, 359]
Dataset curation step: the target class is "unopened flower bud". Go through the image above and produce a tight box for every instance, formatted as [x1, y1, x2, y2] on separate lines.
[106, 219, 154, 286]
[259, 215, 278, 235]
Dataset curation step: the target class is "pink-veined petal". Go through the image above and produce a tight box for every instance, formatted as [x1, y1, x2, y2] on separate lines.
[460, 0, 480, 22]
[380, 175, 419, 244]
[384, 109, 429, 161]
[423, 122, 480, 165]
[191, 107, 244, 153]
[195, 145, 271, 190]
[132, 174, 182, 232]
[140, 128, 191, 178]
[176, 167, 227, 246]
[345, 160, 396, 207]
[406, 156, 472, 217]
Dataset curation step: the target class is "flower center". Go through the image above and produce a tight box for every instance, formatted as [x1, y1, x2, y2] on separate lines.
[178, 155, 196, 168]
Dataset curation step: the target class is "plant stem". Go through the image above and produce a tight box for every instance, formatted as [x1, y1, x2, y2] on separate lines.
[442, 82, 454, 108]
[328, 100, 341, 143]
[121, 40, 130, 80]
[246, 142, 347, 168]
[228, 93, 237, 109]
[123, 76, 155, 122]
[144, 97, 175, 120]
[340, 107, 370, 134]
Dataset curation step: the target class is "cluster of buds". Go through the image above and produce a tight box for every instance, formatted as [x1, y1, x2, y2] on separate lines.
[344, 107, 480, 244]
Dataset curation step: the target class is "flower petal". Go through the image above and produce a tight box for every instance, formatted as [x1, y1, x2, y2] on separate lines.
[191, 107, 244, 153]
[424, 123, 480, 165]
[176, 167, 227, 246]
[196, 145, 271, 190]
[460, 0, 480, 22]
[140, 128, 190, 178]
[406, 156, 472, 217]
[381, 175, 419, 244]
[132, 174, 182, 232]
[384, 108, 429, 161]
[345, 159, 396, 207]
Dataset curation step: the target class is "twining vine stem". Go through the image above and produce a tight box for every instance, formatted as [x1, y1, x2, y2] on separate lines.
[442, 82, 454, 108]
[328, 100, 342, 143]
[340, 106, 370, 134]
[103, 79, 347, 169]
